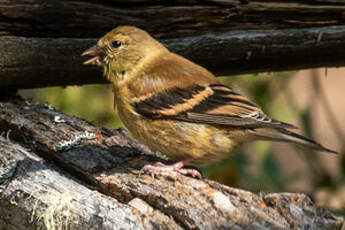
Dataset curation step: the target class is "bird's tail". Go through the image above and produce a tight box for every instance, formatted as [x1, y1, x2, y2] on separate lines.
[248, 128, 338, 154]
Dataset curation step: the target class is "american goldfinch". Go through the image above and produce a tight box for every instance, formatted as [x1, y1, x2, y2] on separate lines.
[82, 26, 337, 178]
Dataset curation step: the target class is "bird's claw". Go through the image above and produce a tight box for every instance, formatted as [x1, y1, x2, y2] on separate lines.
[141, 162, 202, 179]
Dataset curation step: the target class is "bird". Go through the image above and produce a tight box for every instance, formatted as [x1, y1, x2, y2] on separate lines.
[82, 25, 337, 178]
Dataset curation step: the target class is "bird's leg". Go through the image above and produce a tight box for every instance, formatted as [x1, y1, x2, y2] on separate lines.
[141, 160, 202, 179]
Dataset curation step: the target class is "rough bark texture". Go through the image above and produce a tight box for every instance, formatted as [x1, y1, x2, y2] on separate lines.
[0, 96, 343, 230]
[1, 1, 345, 90]
[0, 138, 175, 230]
[2, 0, 345, 39]
[1, 1, 344, 229]
[2, 26, 345, 90]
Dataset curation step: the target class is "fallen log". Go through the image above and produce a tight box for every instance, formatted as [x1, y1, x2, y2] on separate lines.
[0, 96, 343, 229]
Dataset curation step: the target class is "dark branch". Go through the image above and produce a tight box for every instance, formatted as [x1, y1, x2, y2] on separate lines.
[1, 0, 345, 89]
[1, 0, 345, 38]
[1, 26, 345, 89]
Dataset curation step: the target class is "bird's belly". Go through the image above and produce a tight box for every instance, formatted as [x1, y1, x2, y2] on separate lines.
[119, 109, 239, 166]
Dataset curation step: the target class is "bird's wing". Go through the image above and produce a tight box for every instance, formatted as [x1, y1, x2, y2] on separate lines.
[132, 83, 296, 129]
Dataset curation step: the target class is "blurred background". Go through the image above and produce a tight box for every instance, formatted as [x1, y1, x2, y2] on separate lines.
[19, 68, 345, 216]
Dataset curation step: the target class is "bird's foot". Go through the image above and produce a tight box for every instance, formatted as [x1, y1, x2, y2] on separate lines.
[141, 161, 202, 179]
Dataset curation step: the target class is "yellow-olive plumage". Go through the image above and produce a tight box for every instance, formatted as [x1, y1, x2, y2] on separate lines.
[82, 26, 336, 177]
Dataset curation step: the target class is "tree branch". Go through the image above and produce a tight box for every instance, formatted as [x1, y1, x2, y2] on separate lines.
[1, 0, 345, 38]
[2, 26, 345, 90]
[1, 1, 345, 90]
[0, 0, 345, 91]
[0, 96, 343, 229]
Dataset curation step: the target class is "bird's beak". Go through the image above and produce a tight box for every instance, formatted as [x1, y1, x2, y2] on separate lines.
[81, 45, 106, 66]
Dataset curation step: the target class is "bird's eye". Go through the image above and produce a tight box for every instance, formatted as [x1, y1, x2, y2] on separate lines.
[111, 40, 122, 48]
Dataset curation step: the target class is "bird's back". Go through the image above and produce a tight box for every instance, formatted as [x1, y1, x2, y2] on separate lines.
[126, 51, 218, 99]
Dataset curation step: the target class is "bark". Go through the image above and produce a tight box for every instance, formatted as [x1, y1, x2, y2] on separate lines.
[0, 138, 176, 230]
[1, 1, 345, 89]
[0, 96, 343, 230]
[1, 0, 345, 39]
[2, 26, 345, 90]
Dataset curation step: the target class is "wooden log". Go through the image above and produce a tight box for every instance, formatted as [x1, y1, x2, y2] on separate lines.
[2, 26, 345, 90]
[0, 96, 343, 229]
[1, 0, 345, 39]
[1, 0, 345, 90]
[0, 137, 178, 230]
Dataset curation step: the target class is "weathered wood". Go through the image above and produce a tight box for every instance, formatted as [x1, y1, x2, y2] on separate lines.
[0, 96, 343, 229]
[1, 0, 345, 38]
[2, 26, 345, 90]
[1, 1, 345, 90]
[0, 137, 179, 230]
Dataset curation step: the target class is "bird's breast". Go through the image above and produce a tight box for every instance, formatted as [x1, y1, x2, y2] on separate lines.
[115, 92, 241, 165]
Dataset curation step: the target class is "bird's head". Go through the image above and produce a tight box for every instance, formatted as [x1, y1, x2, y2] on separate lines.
[82, 26, 166, 84]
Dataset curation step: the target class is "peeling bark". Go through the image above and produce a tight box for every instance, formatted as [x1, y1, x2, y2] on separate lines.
[0, 138, 181, 230]
[0, 97, 343, 229]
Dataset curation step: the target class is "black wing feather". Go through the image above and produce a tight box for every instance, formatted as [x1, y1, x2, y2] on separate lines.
[133, 84, 296, 129]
